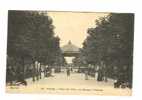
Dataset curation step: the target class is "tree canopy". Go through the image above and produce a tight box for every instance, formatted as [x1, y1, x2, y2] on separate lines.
[7, 10, 65, 67]
[74, 13, 134, 83]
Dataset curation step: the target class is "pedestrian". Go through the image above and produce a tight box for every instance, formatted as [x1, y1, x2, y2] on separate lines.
[95, 65, 99, 80]
[97, 67, 103, 81]
[38, 63, 42, 79]
[31, 64, 36, 82]
[51, 67, 55, 76]
[44, 65, 48, 77]
[84, 68, 88, 80]
[102, 64, 108, 82]
[67, 68, 70, 76]
[35, 61, 39, 81]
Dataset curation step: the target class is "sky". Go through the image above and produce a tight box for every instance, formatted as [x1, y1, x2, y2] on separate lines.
[47, 12, 108, 63]
[48, 12, 109, 48]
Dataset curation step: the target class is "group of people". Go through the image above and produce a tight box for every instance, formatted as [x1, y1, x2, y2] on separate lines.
[32, 61, 42, 82]
[6, 61, 131, 88]
[6, 61, 54, 86]
[83, 63, 131, 88]
[32, 61, 55, 82]
[83, 63, 108, 82]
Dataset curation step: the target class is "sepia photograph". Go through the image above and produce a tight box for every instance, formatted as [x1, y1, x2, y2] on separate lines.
[6, 10, 134, 96]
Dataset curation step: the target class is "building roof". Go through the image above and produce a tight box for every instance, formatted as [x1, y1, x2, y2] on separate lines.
[61, 41, 79, 53]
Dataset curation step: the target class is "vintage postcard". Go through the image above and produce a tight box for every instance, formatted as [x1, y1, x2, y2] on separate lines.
[6, 10, 134, 96]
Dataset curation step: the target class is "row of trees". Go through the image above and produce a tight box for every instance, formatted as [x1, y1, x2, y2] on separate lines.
[7, 11, 65, 82]
[73, 13, 134, 86]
